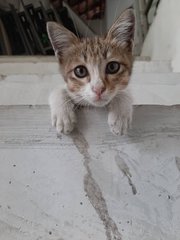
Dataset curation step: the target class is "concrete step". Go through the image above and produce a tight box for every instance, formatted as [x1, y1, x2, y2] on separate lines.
[0, 57, 179, 105]
[0, 57, 172, 75]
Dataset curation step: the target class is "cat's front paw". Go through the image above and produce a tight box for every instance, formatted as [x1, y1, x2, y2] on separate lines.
[108, 112, 132, 136]
[51, 108, 77, 135]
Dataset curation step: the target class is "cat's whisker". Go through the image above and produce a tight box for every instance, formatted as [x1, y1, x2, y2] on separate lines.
[116, 90, 128, 96]
[73, 97, 87, 111]
[47, 8, 135, 135]
[61, 98, 74, 107]
[74, 102, 83, 111]
[61, 95, 83, 108]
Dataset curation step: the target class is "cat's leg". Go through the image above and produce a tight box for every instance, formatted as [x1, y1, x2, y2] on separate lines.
[49, 86, 77, 134]
[107, 89, 133, 135]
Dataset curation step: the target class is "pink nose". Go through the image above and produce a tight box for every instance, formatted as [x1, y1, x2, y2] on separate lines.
[92, 86, 106, 96]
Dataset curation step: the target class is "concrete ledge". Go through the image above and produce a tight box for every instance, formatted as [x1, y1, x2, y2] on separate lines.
[0, 105, 180, 240]
[0, 57, 172, 74]
[0, 58, 179, 105]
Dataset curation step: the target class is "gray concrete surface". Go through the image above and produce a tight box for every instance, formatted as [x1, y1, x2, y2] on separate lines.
[0, 105, 180, 240]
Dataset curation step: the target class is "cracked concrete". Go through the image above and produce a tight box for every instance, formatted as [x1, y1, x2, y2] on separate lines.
[72, 130, 122, 240]
[0, 105, 180, 240]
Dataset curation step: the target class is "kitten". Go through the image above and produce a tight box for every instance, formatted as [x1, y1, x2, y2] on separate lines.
[47, 8, 135, 135]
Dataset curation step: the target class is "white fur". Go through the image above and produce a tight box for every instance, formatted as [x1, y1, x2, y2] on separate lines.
[49, 84, 132, 135]
[49, 86, 76, 135]
[47, 9, 134, 135]
[80, 64, 109, 106]
[68, 63, 118, 107]
[107, 9, 134, 49]
[88, 64, 104, 89]
[107, 89, 133, 135]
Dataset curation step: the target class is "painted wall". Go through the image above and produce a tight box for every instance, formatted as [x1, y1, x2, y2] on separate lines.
[141, 0, 180, 72]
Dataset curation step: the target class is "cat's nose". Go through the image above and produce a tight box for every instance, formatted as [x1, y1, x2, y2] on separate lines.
[92, 86, 106, 96]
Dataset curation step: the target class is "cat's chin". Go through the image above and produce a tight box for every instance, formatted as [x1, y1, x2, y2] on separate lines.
[89, 99, 111, 107]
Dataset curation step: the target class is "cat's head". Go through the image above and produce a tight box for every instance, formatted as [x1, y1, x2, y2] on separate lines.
[47, 9, 135, 107]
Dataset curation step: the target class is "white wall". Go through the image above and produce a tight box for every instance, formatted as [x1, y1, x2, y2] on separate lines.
[141, 0, 180, 72]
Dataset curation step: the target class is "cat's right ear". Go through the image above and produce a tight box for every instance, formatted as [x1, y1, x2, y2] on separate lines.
[106, 8, 135, 51]
[47, 22, 78, 58]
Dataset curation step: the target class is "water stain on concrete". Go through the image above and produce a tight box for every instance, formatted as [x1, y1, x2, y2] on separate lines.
[115, 154, 137, 195]
[0, 75, 6, 81]
[175, 156, 180, 172]
[0, 219, 21, 233]
[71, 129, 122, 240]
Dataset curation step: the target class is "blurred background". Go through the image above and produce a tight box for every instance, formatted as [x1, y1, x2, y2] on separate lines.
[0, 0, 160, 56]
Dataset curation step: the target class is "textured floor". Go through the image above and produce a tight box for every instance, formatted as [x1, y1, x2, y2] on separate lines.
[0, 105, 180, 240]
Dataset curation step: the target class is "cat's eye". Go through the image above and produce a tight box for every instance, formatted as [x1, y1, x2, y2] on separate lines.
[106, 61, 120, 74]
[74, 65, 88, 78]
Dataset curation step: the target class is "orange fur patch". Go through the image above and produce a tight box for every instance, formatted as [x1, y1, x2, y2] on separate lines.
[59, 37, 133, 93]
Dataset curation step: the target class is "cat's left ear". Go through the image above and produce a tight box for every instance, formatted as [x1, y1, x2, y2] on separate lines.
[106, 8, 135, 51]
[47, 21, 78, 58]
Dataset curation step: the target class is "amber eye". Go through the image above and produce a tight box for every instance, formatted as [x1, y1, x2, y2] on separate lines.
[74, 65, 88, 78]
[106, 61, 120, 74]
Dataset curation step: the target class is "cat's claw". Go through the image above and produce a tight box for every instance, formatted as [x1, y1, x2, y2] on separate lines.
[107, 90, 133, 136]
[51, 109, 76, 135]
[107, 96, 132, 136]
[108, 113, 131, 135]
[49, 88, 77, 135]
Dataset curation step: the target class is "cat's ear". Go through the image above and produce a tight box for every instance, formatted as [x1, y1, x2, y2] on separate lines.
[47, 21, 78, 58]
[106, 8, 135, 51]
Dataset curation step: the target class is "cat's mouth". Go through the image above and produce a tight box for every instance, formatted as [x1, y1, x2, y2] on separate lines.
[92, 101, 109, 107]
[90, 96, 111, 107]
[69, 91, 113, 107]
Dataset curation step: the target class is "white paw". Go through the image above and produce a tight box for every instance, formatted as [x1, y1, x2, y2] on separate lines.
[107, 90, 133, 136]
[49, 87, 77, 135]
[51, 108, 76, 135]
[108, 112, 132, 136]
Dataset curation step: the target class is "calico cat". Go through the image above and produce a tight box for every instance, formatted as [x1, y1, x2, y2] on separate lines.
[47, 8, 135, 135]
